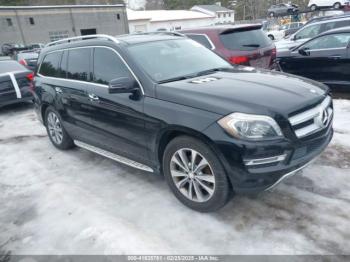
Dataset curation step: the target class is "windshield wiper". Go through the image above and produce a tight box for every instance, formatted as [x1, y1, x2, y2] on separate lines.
[158, 75, 193, 84]
[242, 44, 260, 48]
[195, 67, 232, 77]
[158, 67, 232, 84]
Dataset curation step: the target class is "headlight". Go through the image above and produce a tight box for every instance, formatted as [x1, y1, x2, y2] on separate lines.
[218, 113, 283, 140]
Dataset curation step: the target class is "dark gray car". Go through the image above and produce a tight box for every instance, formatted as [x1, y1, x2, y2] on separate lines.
[268, 3, 299, 17]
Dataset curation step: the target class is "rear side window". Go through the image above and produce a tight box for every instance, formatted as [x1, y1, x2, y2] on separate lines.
[39, 52, 62, 77]
[186, 34, 213, 49]
[67, 48, 91, 81]
[93, 47, 131, 85]
[219, 29, 271, 51]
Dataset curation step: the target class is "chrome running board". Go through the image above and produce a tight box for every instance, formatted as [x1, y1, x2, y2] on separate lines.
[74, 140, 154, 173]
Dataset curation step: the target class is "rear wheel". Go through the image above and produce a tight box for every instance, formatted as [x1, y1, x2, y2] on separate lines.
[333, 2, 341, 9]
[163, 136, 231, 212]
[268, 34, 275, 41]
[310, 4, 317, 11]
[45, 107, 74, 150]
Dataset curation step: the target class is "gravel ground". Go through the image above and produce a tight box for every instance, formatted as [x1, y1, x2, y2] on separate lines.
[0, 100, 349, 255]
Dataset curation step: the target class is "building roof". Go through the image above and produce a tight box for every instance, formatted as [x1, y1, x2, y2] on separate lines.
[0, 4, 125, 10]
[127, 9, 214, 22]
[192, 5, 233, 13]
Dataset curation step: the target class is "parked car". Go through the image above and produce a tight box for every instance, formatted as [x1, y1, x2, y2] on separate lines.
[276, 26, 350, 90]
[1, 43, 27, 56]
[15, 51, 39, 71]
[265, 27, 285, 41]
[0, 60, 34, 108]
[181, 25, 276, 69]
[27, 43, 45, 50]
[276, 15, 350, 51]
[33, 34, 333, 212]
[267, 3, 299, 17]
[280, 22, 305, 37]
[308, 0, 350, 11]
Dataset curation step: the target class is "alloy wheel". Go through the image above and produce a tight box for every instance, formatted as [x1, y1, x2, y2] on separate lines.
[170, 148, 216, 203]
[47, 112, 63, 145]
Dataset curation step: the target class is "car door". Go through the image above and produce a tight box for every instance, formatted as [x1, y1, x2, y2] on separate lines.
[280, 33, 350, 85]
[84, 46, 151, 166]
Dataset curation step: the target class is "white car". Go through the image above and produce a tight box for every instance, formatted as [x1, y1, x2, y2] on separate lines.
[265, 29, 285, 41]
[308, 0, 350, 11]
[275, 16, 350, 52]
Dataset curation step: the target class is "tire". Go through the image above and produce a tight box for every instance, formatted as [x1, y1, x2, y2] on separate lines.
[269, 12, 275, 17]
[45, 106, 74, 150]
[163, 136, 231, 212]
[268, 34, 275, 41]
[310, 4, 317, 11]
[333, 2, 341, 9]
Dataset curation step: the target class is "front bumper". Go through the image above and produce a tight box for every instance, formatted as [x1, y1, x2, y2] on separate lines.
[204, 120, 333, 193]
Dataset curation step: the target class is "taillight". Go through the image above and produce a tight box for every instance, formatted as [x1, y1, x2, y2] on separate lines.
[26, 73, 35, 92]
[19, 59, 28, 66]
[271, 47, 277, 57]
[26, 73, 34, 82]
[229, 56, 249, 65]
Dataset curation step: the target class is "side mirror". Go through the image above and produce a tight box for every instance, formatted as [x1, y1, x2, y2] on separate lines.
[298, 47, 310, 56]
[108, 77, 139, 94]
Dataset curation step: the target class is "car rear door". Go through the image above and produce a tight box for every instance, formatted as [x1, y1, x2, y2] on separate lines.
[280, 33, 350, 86]
[84, 46, 150, 166]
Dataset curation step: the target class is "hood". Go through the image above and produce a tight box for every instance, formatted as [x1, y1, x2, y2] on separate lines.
[156, 67, 328, 118]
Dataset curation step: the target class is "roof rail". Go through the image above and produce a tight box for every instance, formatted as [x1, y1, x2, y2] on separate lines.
[132, 31, 186, 37]
[45, 34, 119, 48]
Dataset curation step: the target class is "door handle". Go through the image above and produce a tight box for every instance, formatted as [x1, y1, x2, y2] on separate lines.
[88, 93, 99, 101]
[55, 87, 63, 94]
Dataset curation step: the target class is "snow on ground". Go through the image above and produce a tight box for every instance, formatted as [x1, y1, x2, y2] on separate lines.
[0, 101, 349, 255]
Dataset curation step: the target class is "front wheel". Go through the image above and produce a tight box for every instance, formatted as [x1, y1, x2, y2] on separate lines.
[268, 34, 275, 41]
[163, 136, 231, 212]
[45, 107, 74, 150]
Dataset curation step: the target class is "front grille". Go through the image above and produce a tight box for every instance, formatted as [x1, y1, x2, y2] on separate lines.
[289, 96, 333, 138]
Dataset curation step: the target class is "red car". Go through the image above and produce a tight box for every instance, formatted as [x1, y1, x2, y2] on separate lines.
[180, 24, 276, 69]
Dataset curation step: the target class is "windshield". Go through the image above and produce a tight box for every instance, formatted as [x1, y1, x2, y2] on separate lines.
[127, 39, 231, 83]
[219, 28, 271, 51]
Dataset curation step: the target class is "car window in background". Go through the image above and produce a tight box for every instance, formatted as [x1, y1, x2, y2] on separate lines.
[186, 34, 213, 49]
[17, 52, 38, 60]
[295, 24, 322, 40]
[0, 60, 26, 73]
[219, 29, 271, 51]
[67, 48, 91, 81]
[39, 52, 62, 77]
[93, 47, 131, 85]
[304, 33, 350, 50]
[127, 39, 231, 82]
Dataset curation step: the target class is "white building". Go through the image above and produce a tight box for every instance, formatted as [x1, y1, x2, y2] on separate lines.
[191, 4, 235, 24]
[127, 9, 216, 33]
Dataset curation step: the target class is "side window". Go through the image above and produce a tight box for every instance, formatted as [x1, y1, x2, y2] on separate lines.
[39, 52, 62, 77]
[93, 47, 132, 85]
[335, 20, 350, 28]
[304, 33, 350, 50]
[320, 22, 337, 33]
[295, 24, 322, 40]
[67, 48, 91, 81]
[186, 34, 213, 49]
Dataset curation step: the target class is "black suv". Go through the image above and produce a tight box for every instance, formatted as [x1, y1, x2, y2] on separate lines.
[33, 34, 333, 212]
